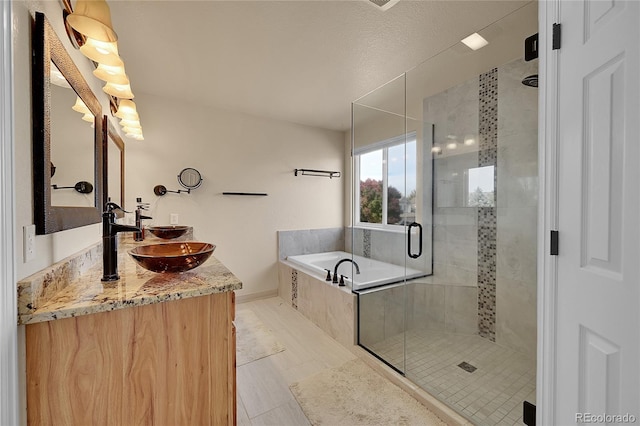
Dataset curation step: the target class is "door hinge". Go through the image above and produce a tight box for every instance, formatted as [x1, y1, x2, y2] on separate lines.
[523, 401, 536, 426]
[550, 230, 559, 256]
[552, 23, 561, 50]
[524, 33, 538, 61]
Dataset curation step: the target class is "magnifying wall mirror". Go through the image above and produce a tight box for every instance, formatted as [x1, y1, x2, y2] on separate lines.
[178, 168, 203, 190]
[32, 12, 104, 234]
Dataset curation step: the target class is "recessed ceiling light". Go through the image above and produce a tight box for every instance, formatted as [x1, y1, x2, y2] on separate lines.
[461, 33, 489, 51]
[367, 0, 400, 11]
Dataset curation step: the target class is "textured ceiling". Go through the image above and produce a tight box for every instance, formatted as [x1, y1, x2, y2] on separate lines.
[109, 0, 532, 131]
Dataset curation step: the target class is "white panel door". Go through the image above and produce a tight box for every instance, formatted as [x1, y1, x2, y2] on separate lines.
[555, 0, 640, 423]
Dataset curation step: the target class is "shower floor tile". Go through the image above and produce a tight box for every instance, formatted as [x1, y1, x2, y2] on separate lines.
[368, 329, 536, 426]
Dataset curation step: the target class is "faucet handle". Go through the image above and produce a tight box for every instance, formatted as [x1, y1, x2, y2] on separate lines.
[339, 275, 347, 286]
[324, 269, 332, 282]
[105, 202, 131, 214]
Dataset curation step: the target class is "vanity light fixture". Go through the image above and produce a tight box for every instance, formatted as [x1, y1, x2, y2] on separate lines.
[123, 126, 142, 134]
[81, 112, 94, 123]
[93, 63, 128, 85]
[461, 32, 489, 51]
[66, 0, 118, 42]
[119, 118, 141, 128]
[464, 136, 476, 146]
[103, 81, 134, 99]
[115, 99, 138, 118]
[65, 0, 144, 140]
[79, 38, 123, 66]
[446, 142, 458, 150]
[431, 146, 442, 154]
[72, 97, 91, 114]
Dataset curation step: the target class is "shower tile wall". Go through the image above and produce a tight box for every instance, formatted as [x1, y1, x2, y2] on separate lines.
[496, 58, 538, 356]
[421, 58, 537, 356]
[426, 76, 479, 289]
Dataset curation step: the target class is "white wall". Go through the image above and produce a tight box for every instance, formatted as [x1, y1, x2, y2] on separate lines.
[13, 0, 112, 281]
[125, 92, 345, 297]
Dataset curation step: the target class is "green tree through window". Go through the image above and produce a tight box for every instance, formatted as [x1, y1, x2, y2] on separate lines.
[359, 178, 403, 224]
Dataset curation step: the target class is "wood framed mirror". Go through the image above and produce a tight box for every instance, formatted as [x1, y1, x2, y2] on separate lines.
[32, 12, 104, 234]
[106, 120, 125, 214]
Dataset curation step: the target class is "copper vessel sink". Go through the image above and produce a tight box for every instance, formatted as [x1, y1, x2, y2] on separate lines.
[128, 242, 215, 273]
[146, 225, 190, 240]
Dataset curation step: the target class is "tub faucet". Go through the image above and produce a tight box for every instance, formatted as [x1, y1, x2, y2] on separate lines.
[102, 202, 141, 282]
[134, 198, 152, 241]
[332, 258, 360, 285]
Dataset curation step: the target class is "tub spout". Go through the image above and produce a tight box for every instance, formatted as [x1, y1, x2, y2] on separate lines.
[332, 258, 360, 284]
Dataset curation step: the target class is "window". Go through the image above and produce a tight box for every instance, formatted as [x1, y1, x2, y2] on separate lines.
[467, 165, 495, 207]
[355, 133, 417, 227]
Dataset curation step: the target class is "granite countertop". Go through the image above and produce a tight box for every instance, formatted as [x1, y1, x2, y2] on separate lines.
[17, 235, 242, 325]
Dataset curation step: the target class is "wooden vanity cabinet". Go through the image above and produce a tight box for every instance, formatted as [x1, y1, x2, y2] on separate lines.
[26, 292, 236, 425]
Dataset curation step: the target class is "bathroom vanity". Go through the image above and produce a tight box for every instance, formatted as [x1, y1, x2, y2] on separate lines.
[17, 236, 242, 425]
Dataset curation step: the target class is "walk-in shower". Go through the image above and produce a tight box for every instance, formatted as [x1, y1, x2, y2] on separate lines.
[349, 3, 538, 425]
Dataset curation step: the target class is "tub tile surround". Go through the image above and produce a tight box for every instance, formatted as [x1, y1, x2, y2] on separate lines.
[349, 227, 433, 274]
[277, 228, 344, 260]
[18, 232, 241, 325]
[278, 262, 355, 349]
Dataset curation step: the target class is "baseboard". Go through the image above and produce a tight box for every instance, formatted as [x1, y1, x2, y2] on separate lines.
[235, 289, 279, 304]
[353, 346, 472, 426]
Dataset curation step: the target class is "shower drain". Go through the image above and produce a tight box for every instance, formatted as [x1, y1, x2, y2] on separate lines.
[457, 361, 477, 373]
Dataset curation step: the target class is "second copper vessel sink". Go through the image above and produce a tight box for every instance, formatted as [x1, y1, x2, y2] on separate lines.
[128, 242, 215, 273]
[146, 225, 190, 240]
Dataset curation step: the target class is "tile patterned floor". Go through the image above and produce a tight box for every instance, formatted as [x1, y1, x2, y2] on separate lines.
[369, 329, 536, 426]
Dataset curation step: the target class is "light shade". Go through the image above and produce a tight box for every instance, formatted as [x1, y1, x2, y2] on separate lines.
[103, 82, 134, 99]
[115, 99, 138, 118]
[71, 97, 91, 114]
[124, 127, 143, 135]
[66, 0, 118, 42]
[119, 118, 141, 128]
[82, 113, 95, 123]
[79, 38, 123, 67]
[93, 63, 129, 85]
[128, 133, 144, 141]
[461, 33, 489, 51]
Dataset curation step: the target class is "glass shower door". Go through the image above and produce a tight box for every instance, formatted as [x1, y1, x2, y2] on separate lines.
[352, 74, 409, 373]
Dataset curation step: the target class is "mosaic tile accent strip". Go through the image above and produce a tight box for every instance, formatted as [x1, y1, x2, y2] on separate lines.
[363, 229, 371, 258]
[479, 68, 498, 166]
[477, 68, 498, 342]
[291, 270, 298, 310]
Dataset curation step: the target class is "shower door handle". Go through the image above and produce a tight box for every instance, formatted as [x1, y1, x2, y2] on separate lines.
[407, 222, 422, 259]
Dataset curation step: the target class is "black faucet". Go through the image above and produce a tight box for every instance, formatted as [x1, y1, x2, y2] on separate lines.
[332, 258, 360, 285]
[102, 202, 141, 282]
[134, 198, 152, 241]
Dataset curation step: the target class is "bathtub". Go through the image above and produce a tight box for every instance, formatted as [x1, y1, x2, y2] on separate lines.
[286, 251, 427, 291]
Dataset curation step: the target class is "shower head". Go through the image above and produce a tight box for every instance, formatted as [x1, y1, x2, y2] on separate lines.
[522, 74, 538, 88]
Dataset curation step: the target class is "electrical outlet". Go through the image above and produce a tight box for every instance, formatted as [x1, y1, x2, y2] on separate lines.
[23, 225, 36, 262]
[170, 213, 179, 225]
